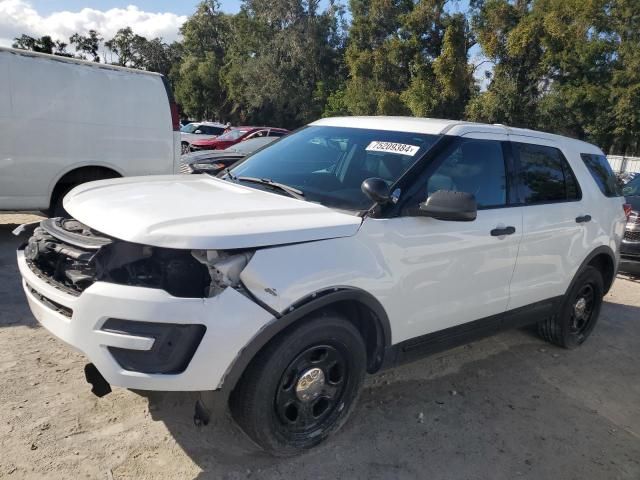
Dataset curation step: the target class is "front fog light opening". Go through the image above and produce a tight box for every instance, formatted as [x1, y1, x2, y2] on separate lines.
[102, 319, 206, 374]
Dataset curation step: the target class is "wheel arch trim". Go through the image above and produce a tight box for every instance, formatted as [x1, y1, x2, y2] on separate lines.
[219, 286, 391, 395]
[569, 245, 617, 295]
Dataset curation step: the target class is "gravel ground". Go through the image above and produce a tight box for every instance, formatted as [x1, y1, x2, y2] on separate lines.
[1, 213, 639, 479]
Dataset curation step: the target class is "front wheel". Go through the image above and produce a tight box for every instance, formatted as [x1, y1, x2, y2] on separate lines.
[538, 265, 604, 348]
[181, 142, 190, 155]
[230, 313, 366, 456]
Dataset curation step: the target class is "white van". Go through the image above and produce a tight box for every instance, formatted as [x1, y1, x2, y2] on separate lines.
[0, 47, 181, 215]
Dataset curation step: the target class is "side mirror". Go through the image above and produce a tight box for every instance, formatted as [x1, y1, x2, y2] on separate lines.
[194, 129, 203, 134]
[361, 177, 391, 204]
[416, 190, 477, 221]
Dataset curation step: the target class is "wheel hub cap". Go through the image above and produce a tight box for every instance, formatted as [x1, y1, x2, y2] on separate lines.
[574, 297, 587, 319]
[295, 367, 325, 402]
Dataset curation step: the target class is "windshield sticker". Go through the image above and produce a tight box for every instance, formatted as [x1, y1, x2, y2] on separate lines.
[366, 141, 420, 156]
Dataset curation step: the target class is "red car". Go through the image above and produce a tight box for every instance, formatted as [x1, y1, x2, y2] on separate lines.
[190, 126, 289, 151]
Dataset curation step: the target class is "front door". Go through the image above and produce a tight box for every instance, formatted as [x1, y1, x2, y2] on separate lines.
[377, 133, 523, 343]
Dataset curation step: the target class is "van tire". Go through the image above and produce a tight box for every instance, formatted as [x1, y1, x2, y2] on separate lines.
[230, 313, 366, 456]
[538, 266, 604, 348]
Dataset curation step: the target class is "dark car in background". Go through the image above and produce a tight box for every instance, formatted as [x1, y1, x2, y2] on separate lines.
[179, 136, 278, 175]
[621, 174, 640, 260]
[189, 126, 289, 151]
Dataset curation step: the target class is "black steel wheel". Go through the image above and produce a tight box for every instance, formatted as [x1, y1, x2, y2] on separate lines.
[230, 312, 366, 456]
[538, 265, 604, 348]
[275, 344, 348, 435]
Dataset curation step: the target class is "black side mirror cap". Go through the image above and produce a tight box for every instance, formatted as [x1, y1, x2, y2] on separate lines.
[362, 177, 391, 204]
[416, 190, 477, 221]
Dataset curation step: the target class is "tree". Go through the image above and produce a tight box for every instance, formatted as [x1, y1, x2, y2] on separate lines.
[172, 0, 231, 120]
[105, 27, 139, 66]
[12, 34, 71, 57]
[70, 30, 103, 62]
[221, 0, 346, 127]
[340, 0, 475, 119]
[466, 0, 545, 127]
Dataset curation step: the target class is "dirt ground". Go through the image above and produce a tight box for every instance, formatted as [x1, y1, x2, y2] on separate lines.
[1, 213, 640, 480]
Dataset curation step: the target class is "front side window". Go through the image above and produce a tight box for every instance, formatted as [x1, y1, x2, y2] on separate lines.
[229, 126, 439, 210]
[425, 139, 507, 208]
[514, 143, 580, 204]
[581, 153, 622, 197]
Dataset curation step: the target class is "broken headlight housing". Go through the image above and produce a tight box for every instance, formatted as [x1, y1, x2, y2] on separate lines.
[25, 218, 253, 299]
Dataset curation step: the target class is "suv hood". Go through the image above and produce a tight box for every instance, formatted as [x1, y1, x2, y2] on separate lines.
[64, 176, 362, 250]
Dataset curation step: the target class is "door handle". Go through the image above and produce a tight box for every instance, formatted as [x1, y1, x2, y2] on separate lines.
[490, 226, 516, 237]
[576, 215, 592, 224]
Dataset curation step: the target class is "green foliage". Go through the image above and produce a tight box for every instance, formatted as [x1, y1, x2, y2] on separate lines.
[70, 30, 103, 62]
[9, 0, 640, 153]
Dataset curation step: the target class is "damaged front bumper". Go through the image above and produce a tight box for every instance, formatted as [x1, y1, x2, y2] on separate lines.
[17, 248, 274, 391]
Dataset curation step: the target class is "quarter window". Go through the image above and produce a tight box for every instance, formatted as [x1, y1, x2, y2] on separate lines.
[514, 143, 580, 204]
[580, 153, 622, 197]
[426, 139, 507, 208]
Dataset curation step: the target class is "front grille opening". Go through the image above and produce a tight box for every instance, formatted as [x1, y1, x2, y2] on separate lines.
[28, 285, 73, 318]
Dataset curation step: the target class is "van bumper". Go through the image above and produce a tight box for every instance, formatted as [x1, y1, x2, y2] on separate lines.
[17, 249, 273, 391]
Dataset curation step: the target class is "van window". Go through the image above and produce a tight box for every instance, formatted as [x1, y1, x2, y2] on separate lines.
[514, 143, 580, 204]
[426, 139, 507, 208]
[580, 153, 622, 197]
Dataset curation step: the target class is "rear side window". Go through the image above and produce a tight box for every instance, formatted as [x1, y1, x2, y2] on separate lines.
[201, 126, 225, 135]
[580, 153, 622, 197]
[514, 143, 580, 204]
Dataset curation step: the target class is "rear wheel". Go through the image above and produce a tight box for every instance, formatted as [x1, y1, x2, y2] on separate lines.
[230, 313, 366, 456]
[181, 142, 190, 155]
[538, 266, 604, 348]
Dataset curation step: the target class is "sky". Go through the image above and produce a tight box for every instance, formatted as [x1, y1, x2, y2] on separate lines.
[0, 0, 237, 47]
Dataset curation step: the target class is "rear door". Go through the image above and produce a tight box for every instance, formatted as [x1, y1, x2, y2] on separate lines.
[507, 136, 587, 310]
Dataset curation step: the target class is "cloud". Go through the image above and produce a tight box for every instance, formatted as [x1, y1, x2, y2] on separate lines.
[0, 0, 187, 48]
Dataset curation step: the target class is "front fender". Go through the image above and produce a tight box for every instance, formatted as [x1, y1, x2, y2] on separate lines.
[240, 235, 392, 315]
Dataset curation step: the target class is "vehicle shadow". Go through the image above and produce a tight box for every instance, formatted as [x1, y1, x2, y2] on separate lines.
[0, 223, 38, 328]
[143, 309, 640, 479]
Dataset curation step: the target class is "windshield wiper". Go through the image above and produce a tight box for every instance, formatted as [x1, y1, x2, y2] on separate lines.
[236, 176, 305, 200]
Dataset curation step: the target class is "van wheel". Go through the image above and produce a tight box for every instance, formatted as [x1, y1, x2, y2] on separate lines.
[538, 266, 604, 348]
[181, 142, 190, 155]
[230, 313, 366, 456]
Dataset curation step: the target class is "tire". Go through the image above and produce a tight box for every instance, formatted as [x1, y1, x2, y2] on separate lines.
[181, 142, 190, 155]
[538, 265, 604, 348]
[230, 312, 366, 456]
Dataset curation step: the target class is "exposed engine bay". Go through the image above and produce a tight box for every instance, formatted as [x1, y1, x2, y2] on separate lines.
[24, 218, 252, 298]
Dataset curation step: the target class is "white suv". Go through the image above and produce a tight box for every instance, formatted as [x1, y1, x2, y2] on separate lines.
[16, 117, 626, 455]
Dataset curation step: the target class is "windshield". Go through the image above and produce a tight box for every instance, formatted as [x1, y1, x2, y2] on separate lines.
[623, 175, 640, 196]
[229, 126, 440, 210]
[181, 123, 199, 133]
[227, 137, 275, 154]
[218, 129, 249, 141]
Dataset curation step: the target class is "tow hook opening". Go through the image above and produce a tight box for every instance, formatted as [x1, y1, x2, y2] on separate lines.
[84, 363, 112, 397]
